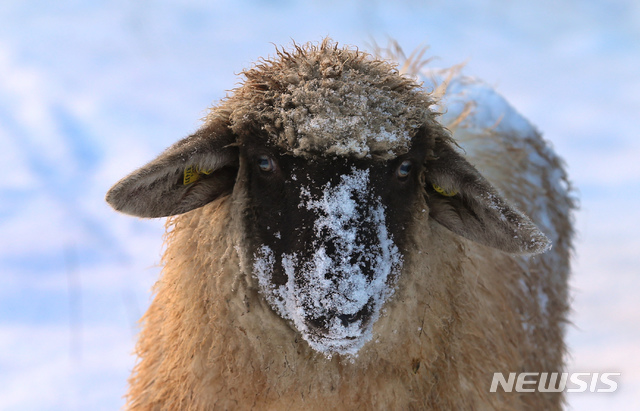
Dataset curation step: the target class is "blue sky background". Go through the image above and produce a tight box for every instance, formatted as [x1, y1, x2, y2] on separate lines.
[0, 1, 638, 409]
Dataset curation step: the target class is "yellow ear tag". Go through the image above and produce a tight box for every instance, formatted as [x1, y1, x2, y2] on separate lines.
[432, 183, 458, 197]
[183, 165, 213, 185]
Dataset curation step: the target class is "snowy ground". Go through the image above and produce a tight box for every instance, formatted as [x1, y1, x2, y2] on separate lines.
[1, 1, 638, 409]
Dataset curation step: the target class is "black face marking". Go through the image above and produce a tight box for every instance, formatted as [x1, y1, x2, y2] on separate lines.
[245, 136, 427, 355]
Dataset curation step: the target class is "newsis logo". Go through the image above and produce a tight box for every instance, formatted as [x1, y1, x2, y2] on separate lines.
[490, 372, 621, 393]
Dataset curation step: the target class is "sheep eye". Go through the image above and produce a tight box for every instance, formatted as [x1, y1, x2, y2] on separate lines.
[257, 155, 277, 172]
[396, 160, 412, 180]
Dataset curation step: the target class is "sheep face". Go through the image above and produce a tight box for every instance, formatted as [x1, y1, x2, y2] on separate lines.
[244, 136, 428, 354]
[106, 40, 551, 357]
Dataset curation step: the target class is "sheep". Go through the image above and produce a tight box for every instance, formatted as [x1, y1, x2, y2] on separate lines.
[106, 39, 574, 410]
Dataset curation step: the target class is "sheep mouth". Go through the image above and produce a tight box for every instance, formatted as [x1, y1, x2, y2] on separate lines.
[305, 300, 374, 337]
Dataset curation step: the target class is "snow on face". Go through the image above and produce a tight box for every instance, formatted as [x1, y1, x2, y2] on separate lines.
[253, 167, 403, 356]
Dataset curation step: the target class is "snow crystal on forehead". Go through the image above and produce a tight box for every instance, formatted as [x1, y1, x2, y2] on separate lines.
[276, 74, 418, 158]
[252, 168, 403, 356]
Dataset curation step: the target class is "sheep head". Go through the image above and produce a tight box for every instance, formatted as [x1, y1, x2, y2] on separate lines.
[106, 40, 550, 356]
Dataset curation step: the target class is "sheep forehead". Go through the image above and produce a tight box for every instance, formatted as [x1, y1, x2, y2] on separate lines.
[229, 41, 435, 160]
[275, 75, 418, 159]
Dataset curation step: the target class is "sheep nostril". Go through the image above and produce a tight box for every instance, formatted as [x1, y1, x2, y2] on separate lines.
[338, 313, 356, 327]
[307, 316, 327, 332]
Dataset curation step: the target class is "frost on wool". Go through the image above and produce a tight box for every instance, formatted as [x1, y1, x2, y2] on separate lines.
[253, 168, 402, 356]
[278, 73, 415, 158]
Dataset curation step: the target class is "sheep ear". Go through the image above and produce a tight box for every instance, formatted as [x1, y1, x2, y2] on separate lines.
[106, 119, 238, 218]
[425, 143, 550, 255]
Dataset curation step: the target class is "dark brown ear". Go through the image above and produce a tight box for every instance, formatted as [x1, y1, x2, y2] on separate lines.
[106, 118, 238, 218]
[424, 142, 550, 255]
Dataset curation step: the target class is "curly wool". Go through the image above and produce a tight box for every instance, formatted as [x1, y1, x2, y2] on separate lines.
[223, 39, 437, 159]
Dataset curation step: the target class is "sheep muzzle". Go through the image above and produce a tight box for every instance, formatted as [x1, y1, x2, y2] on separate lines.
[251, 166, 404, 356]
